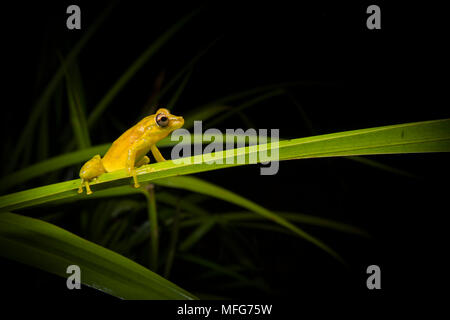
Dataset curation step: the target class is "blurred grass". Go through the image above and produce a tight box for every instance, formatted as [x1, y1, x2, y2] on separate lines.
[61, 57, 91, 149]
[141, 185, 159, 271]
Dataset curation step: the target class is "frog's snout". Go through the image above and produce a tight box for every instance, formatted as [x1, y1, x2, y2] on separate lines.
[172, 116, 184, 129]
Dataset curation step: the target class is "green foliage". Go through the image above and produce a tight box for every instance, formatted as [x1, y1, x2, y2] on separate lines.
[1, 118, 448, 213]
[1, 3, 449, 300]
[0, 212, 196, 299]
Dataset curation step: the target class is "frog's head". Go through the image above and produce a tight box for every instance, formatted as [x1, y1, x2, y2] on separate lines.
[154, 108, 184, 132]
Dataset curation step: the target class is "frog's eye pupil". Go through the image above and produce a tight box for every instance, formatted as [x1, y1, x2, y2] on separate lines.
[156, 113, 169, 127]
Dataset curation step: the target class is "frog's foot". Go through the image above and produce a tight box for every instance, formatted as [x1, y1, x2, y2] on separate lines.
[78, 179, 93, 195]
[85, 181, 93, 195]
[128, 167, 140, 188]
[78, 179, 85, 194]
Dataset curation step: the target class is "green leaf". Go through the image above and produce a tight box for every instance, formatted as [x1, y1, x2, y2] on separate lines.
[0, 144, 110, 192]
[152, 176, 344, 262]
[164, 201, 181, 278]
[286, 91, 415, 177]
[62, 57, 91, 149]
[0, 212, 196, 299]
[140, 185, 159, 271]
[37, 110, 49, 162]
[1, 119, 448, 213]
[0, 134, 262, 192]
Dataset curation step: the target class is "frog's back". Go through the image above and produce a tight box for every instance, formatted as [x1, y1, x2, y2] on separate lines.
[102, 116, 153, 172]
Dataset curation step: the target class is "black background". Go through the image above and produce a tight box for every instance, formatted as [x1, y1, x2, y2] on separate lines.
[1, 0, 449, 308]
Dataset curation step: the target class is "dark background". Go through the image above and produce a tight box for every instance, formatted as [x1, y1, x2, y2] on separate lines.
[1, 0, 449, 305]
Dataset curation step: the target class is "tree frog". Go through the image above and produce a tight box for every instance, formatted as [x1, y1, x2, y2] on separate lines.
[78, 108, 184, 195]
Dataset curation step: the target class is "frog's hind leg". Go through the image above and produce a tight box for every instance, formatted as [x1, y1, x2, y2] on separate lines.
[78, 179, 85, 194]
[78, 154, 106, 195]
[84, 180, 93, 195]
[78, 179, 93, 195]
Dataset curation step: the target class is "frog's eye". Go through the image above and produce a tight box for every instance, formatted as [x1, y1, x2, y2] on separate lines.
[156, 113, 169, 127]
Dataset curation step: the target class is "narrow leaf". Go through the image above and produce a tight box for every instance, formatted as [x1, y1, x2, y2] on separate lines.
[0, 119, 448, 213]
[0, 212, 196, 299]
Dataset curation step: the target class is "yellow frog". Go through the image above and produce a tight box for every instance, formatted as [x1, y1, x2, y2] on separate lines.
[78, 108, 184, 195]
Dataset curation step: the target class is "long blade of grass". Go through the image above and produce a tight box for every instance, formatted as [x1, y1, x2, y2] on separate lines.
[287, 91, 417, 178]
[153, 176, 344, 262]
[0, 212, 196, 299]
[180, 211, 368, 237]
[141, 185, 159, 271]
[1, 119, 448, 213]
[87, 8, 200, 127]
[0, 144, 110, 192]
[62, 58, 91, 149]
[37, 109, 49, 161]
[164, 199, 181, 278]
[0, 134, 262, 192]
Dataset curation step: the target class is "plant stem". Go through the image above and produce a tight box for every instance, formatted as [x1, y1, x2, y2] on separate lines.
[142, 184, 158, 272]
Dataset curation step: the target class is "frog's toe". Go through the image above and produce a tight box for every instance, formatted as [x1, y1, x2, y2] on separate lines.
[78, 179, 84, 194]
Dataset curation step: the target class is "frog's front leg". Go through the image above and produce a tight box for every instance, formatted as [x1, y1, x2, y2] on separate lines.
[150, 144, 166, 162]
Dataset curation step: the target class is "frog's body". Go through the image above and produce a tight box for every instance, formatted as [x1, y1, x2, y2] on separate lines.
[78, 108, 184, 194]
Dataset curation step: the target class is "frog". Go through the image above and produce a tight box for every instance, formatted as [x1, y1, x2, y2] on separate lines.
[78, 108, 184, 195]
